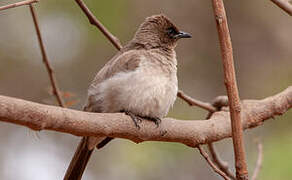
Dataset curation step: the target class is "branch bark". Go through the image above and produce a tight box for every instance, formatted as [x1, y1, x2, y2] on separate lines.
[271, 0, 292, 16]
[211, 0, 248, 179]
[0, 0, 38, 11]
[0, 87, 291, 147]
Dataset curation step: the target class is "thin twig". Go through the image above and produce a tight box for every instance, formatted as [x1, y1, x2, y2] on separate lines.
[177, 90, 216, 112]
[206, 101, 236, 180]
[271, 0, 292, 16]
[29, 4, 65, 107]
[251, 142, 263, 180]
[208, 143, 236, 180]
[0, 0, 38, 11]
[211, 0, 248, 179]
[74, 0, 122, 50]
[197, 146, 231, 180]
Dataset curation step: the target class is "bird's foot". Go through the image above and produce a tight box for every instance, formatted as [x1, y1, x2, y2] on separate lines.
[142, 116, 161, 128]
[122, 111, 162, 128]
[124, 111, 143, 129]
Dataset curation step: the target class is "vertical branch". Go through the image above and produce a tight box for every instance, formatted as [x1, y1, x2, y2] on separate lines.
[211, 0, 248, 180]
[29, 4, 65, 107]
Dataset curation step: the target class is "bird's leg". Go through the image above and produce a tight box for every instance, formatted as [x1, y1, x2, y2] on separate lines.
[141, 116, 162, 127]
[123, 110, 143, 129]
[122, 110, 161, 128]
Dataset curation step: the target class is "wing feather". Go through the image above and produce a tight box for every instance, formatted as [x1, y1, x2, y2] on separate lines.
[84, 50, 145, 112]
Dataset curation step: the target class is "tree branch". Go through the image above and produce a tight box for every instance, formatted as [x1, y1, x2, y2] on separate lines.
[74, 0, 122, 50]
[197, 146, 231, 180]
[208, 143, 236, 180]
[204, 99, 236, 180]
[180, 92, 235, 179]
[177, 90, 216, 112]
[29, 4, 65, 107]
[270, 0, 292, 16]
[0, 87, 290, 147]
[251, 142, 263, 180]
[212, 0, 248, 179]
[0, 0, 38, 11]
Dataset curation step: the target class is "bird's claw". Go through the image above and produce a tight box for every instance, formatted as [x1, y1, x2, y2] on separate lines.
[123, 111, 161, 129]
[124, 111, 142, 129]
[146, 117, 161, 128]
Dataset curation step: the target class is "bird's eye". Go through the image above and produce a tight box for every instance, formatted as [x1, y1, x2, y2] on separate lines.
[166, 27, 177, 36]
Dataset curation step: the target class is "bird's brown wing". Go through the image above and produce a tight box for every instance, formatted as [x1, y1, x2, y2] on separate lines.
[84, 50, 146, 112]
[92, 50, 144, 86]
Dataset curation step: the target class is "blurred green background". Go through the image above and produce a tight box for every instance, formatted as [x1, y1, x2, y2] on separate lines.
[0, 0, 291, 179]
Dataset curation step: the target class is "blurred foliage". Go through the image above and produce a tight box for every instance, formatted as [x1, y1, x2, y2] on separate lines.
[0, 0, 291, 179]
[261, 130, 292, 180]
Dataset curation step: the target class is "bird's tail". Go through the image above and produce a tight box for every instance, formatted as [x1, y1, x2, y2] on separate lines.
[97, 137, 114, 149]
[64, 137, 93, 180]
[64, 137, 114, 180]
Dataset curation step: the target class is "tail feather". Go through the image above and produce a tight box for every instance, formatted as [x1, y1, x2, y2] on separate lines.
[64, 137, 93, 180]
[97, 137, 114, 149]
[64, 137, 114, 180]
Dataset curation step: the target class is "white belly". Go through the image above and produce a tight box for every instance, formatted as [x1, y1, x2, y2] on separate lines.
[89, 64, 178, 118]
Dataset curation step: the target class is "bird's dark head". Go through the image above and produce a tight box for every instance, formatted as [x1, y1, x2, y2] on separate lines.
[133, 14, 191, 49]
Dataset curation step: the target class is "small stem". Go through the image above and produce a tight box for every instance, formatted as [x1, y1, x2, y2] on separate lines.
[0, 0, 38, 11]
[208, 143, 236, 180]
[29, 4, 65, 107]
[74, 0, 122, 50]
[197, 146, 231, 180]
[177, 91, 216, 112]
[251, 142, 263, 180]
[206, 106, 236, 180]
[271, 0, 292, 16]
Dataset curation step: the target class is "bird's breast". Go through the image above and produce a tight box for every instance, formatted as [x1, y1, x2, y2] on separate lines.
[90, 59, 178, 118]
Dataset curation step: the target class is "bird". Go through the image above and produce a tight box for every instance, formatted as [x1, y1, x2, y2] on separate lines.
[64, 14, 191, 180]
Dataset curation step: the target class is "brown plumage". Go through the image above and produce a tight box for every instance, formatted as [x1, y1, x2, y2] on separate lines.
[64, 14, 191, 180]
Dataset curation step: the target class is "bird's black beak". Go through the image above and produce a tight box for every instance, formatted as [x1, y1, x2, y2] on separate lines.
[174, 31, 192, 39]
